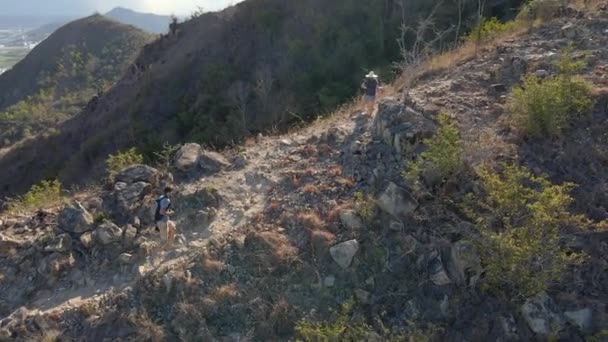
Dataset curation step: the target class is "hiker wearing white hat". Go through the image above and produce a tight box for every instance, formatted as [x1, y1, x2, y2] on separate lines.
[361, 71, 381, 116]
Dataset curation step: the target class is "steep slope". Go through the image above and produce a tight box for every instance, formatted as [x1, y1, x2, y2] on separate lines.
[0, 2, 607, 341]
[0, 14, 154, 148]
[0, 0, 505, 196]
[105, 7, 172, 34]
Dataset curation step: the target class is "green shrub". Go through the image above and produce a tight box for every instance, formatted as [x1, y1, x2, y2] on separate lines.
[508, 47, 593, 137]
[295, 299, 374, 342]
[106, 147, 144, 177]
[405, 113, 463, 187]
[354, 192, 376, 224]
[467, 17, 516, 44]
[8, 179, 63, 213]
[468, 163, 582, 298]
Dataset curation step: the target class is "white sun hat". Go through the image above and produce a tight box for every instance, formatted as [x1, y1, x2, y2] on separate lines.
[366, 71, 378, 78]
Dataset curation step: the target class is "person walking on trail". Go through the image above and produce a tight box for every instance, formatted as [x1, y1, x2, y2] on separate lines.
[155, 186, 176, 246]
[361, 70, 381, 116]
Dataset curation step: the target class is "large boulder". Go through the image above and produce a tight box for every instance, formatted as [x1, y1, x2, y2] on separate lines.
[199, 151, 231, 174]
[377, 182, 418, 218]
[115, 165, 159, 185]
[94, 221, 124, 245]
[564, 308, 593, 332]
[44, 234, 72, 253]
[58, 203, 94, 234]
[118, 181, 152, 205]
[174, 143, 202, 172]
[521, 292, 565, 336]
[330, 240, 359, 269]
[373, 98, 435, 155]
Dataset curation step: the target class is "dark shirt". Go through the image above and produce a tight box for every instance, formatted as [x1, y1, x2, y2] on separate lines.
[364, 78, 379, 96]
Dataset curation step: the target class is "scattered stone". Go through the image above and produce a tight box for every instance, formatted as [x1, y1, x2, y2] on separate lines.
[330, 240, 360, 269]
[355, 289, 371, 304]
[490, 83, 507, 93]
[324, 275, 336, 287]
[85, 197, 103, 211]
[533, 69, 550, 78]
[118, 253, 134, 264]
[44, 234, 72, 253]
[521, 292, 565, 336]
[174, 143, 202, 172]
[564, 308, 592, 332]
[0, 234, 21, 256]
[389, 220, 404, 232]
[377, 182, 418, 218]
[119, 182, 152, 203]
[58, 202, 94, 234]
[115, 165, 159, 184]
[94, 221, 124, 245]
[365, 277, 375, 287]
[429, 256, 451, 286]
[124, 225, 138, 244]
[80, 232, 94, 249]
[199, 151, 231, 173]
[561, 22, 578, 39]
[340, 210, 364, 230]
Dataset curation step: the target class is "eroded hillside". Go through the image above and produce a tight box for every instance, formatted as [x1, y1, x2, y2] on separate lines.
[0, 1, 607, 341]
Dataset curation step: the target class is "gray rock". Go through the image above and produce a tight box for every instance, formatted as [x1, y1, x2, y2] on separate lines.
[124, 225, 138, 244]
[324, 275, 336, 287]
[340, 210, 364, 230]
[377, 182, 418, 218]
[119, 181, 152, 204]
[564, 308, 592, 332]
[79, 232, 94, 249]
[330, 240, 359, 269]
[174, 143, 202, 172]
[521, 292, 565, 336]
[561, 23, 578, 39]
[429, 256, 452, 286]
[373, 98, 435, 154]
[199, 151, 231, 173]
[44, 234, 72, 253]
[115, 165, 159, 184]
[533, 69, 550, 78]
[94, 221, 124, 245]
[118, 253, 134, 264]
[58, 203, 94, 234]
[355, 289, 371, 304]
[444, 240, 482, 287]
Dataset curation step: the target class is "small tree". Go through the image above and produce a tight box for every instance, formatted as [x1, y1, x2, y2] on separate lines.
[106, 147, 144, 178]
[405, 113, 464, 187]
[469, 164, 583, 298]
[508, 45, 593, 137]
[8, 179, 62, 213]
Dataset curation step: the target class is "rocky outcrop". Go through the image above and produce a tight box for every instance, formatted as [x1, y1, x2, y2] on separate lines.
[115, 165, 159, 185]
[330, 240, 359, 269]
[200, 151, 231, 174]
[174, 143, 202, 172]
[57, 203, 94, 234]
[521, 292, 565, 336]
[377, 182, 418, 218]
[94, 221, 123, 245]
[373, 98, 435, 155]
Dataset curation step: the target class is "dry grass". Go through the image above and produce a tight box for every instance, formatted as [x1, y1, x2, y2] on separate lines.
[28, 330, 61, 342]
[211, 283, 241, 302]
[327, 203, 352, 222]
[309, 229, 337, 258]
[201, 256, 225, 274]
[327, 165, 343, 177]
[297, 212, 325, 231]
[269, 297, 297, 336]
[301, 183, 321, 195]
[334, 176, 355, 188]
[129, 312, 166, 342]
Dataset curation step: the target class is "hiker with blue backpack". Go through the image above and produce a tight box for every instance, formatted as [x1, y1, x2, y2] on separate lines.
[155, 186, 176, 246]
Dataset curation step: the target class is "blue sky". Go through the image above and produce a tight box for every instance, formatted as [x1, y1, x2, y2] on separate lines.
[0, 0, 240, 16]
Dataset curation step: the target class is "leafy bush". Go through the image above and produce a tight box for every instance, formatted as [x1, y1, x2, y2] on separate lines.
[405, 113, 463, 187]
[8, 179, 63, 213]
[517, 0, 563, 24]
[106, 147, 144, 177]
[467, 17, 516, 44]
[354, 192, 376, 224]
[508, 47, 593, 137]
[295, 299, 375, 342]
[467, 163, 583, 298]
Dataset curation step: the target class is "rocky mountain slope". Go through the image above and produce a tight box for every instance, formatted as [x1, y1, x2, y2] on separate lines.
[0, 15, 154, 149]
[0, 2, 607, 341]
[0, 0, 525, 197]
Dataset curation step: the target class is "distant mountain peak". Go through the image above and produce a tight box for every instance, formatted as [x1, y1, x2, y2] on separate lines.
[104, 7, 172, 34]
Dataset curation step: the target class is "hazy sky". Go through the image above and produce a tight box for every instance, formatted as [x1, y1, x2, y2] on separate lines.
[0, 0, 240, 16]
